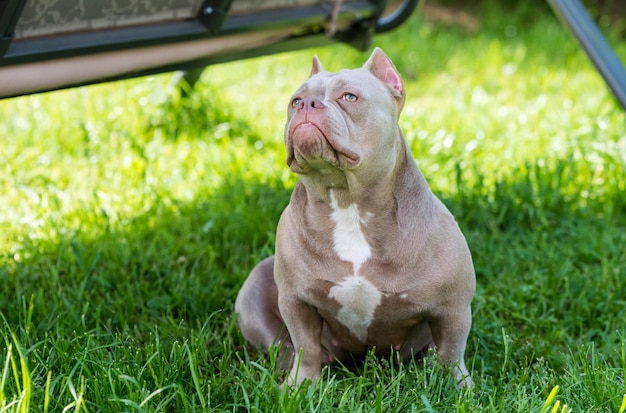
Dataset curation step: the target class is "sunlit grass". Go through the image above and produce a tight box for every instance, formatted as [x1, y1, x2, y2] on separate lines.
[0, 1, 625, 411]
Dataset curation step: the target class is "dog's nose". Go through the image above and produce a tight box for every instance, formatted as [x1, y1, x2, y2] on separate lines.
[300, 98, 325, 112]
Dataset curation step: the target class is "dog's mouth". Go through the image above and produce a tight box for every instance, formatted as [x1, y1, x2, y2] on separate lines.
[287, 121, 360, 171]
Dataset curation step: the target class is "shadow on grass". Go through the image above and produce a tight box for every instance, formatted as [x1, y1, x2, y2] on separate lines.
[2, 150, 624, 352]
[0, 173, 291, 337]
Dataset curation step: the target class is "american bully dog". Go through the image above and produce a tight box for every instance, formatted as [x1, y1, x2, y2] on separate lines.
[235, 48, 476, 388]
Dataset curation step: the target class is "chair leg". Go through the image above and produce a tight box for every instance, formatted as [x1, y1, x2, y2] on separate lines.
[171, 67, 205, 96]
[547, 0, 626, 110]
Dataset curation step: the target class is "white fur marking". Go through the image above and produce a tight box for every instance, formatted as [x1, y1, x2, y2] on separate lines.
[329, 275, 382, 342]
[329, 191, 371, 274]
[328, 190, 381, 342]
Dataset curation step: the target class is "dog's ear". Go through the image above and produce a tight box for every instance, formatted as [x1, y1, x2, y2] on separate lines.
[310, 55, 324, 77]
[364, 48, 405, 106]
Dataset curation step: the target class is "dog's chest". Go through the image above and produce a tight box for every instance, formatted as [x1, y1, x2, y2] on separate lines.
[320, 191, 386, 342]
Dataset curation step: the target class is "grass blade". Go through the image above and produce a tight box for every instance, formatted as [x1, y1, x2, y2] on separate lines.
[541, 386, 560, 413]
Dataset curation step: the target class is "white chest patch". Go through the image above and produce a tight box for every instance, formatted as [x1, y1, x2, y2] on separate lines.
[327, 191, 381, 342]
[329, 275, 382, 342]
[328, 191, 371, 273]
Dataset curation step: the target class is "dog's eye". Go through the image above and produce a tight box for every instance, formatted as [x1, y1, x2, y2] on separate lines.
[291, 98, 302, 108]
[341, 93, 358, 102]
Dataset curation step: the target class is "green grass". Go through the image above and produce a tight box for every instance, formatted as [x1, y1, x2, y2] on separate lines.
[1, 1, 626, 411]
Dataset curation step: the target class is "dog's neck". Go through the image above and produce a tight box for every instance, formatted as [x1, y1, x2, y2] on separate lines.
[296, 134, 428, 211]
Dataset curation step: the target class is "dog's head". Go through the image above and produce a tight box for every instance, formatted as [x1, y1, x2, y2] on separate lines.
[285, 48, 405, 176]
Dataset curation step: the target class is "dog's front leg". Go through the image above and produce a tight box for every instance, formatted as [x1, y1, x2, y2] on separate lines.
[429, 306, 473, 388]
[278, 293, 324, 387]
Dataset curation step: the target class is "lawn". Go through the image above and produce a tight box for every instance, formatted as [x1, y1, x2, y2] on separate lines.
[1, 1, 626, 411]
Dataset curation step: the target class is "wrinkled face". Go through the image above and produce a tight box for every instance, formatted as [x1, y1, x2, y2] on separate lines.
[284, 65, 403, 176]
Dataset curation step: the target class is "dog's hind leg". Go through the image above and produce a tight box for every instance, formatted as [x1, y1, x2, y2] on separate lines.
[235, 256, 295, 369]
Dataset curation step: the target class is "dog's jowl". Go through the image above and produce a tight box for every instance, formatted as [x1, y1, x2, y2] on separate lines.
[235, 48, 476, 388]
